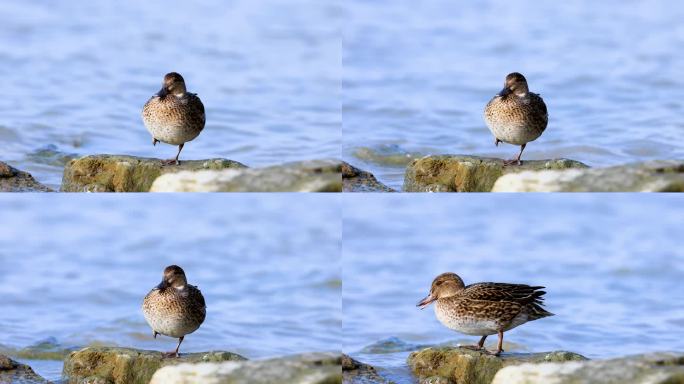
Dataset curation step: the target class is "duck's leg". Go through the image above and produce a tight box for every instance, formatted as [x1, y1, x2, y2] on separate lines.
[162, 336, 184, 358]
[495, 138, 501, 147]
[162, 143, 184, 166]
[503, 143, 526, 166]
[461, 335, 487, 351]
[486, 331, 504, 356]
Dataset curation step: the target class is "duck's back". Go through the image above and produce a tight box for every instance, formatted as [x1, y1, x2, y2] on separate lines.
[484, 93, 548, 145]
[142, 93, 206, 145]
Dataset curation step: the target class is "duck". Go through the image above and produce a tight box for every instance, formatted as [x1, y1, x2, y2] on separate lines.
[142, 72, 206, 165]
[417, 272, 553, 355]
[142, 265, 206, 357]
[484, 72, 548, 165]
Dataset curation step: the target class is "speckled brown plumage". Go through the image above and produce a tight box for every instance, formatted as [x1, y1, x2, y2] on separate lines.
[142, 72, 205, 165]
[142, 265, 206, 357]
[484, 72, 548, 165]
[417, 272, 553, 355]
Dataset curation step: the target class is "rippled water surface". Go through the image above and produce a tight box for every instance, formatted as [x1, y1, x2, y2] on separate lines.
[342, 1, 684, 189]
[0, 195, 341, 382]
[343, 195, 684, 383]
[0, 1, 341, 189]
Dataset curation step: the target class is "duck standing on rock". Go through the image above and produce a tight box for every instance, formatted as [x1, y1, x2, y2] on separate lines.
[484, 72, 548, 166]
[142, 265, 206, 357]
[417, 272, 553, 356]
[142, 72, 206, 165]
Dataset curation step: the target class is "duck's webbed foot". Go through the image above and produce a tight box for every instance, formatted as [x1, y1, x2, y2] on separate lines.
[161, 158, 180, 166]
[503, 158, 522, 166]
[461, 344, 485, 351]
[503, 143, 526, 166]
[460, 335, 487, 351]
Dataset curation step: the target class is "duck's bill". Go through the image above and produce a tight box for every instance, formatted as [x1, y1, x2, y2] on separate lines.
[497, 87, 511, 97]
[156, 279, 168, 290]
[417, 294, 436, 309]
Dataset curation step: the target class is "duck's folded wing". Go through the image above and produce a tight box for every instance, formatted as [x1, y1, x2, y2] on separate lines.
[463, 283, 547, 305]
[190, 285, 207, 309]
[188, 94, 206, 126]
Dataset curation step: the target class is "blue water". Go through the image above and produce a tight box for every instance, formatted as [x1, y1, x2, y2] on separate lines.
[342, 0, 684, 190]
[0, 0, 341, 189]
[343, 195, 684, 383]
[0, 195, 341, 382]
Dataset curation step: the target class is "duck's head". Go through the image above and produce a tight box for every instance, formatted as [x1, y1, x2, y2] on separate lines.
[157, 265, 188, 289]
[417, 272, 465, 309]
[158, 72, 187, 97]
[498, 72, 529, 98]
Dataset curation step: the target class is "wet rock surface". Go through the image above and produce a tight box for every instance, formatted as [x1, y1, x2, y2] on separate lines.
[61, 155, 246, 192]
[0, 353, 49, 383]
[149, 351, 342, 384]
[492, 160, 684, 192]
[62, 346, 246, 384]
[492, 352, 684, 384]
[403, 155, 588, 192]
[150, 159, 342, 192]
[0, 161, 53, 192]
[342, 162, 394, 192]
[407, 346, 587, 384]
[343, 354, 392, 384]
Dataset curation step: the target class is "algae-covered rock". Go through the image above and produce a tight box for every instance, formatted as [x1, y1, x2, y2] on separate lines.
[343, 354, 392, 384]
[61, 155, 247, 192]
[0, 161, 52, 192]
[150, 159, 342, 192]
[492, 160, 684, 192]
[150, 352, 341, 384]
[342, 162, 394, 192]
[0, 353, 50, 383]
[62, 346, 246, 384]
[492, 352, 684, 384]
[403, 155, 588, 192]
[407, 347, 586, 384]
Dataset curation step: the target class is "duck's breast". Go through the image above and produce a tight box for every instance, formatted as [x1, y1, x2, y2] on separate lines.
[435, 301, 499, 336]
[142, 95, 204, 145]
[484, 96, 546, 145]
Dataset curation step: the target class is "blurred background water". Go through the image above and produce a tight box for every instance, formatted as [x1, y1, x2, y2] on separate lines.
[343, 195, 684, 383]
[342, 0, 684, 190]
[0, 0, 341, 189]
[0, 195, 341, 382]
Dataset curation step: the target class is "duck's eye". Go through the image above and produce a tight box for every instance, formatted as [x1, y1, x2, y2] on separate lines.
[435, 281, 443, 286]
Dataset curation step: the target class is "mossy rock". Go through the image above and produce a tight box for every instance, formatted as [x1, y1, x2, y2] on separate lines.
[407, 347, 587, 384]
[342, 162, 395, 192]
[61, 155, 247, 192]
[150, 159, 342, 192]
[403, 155, 588, 192]
[62, 346, 246, 384]
[150, 351, 342, 384]
[0, 161, 52, 192]
[492, 352, 684, 383]
[492, 160, 684, 192]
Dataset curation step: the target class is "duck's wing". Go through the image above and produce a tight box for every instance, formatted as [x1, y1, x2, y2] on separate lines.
[463, 282, 547, 305]
[189, 285, 207, 309]
[187, 93, 206, 127]
[530, 93, 548, 125]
